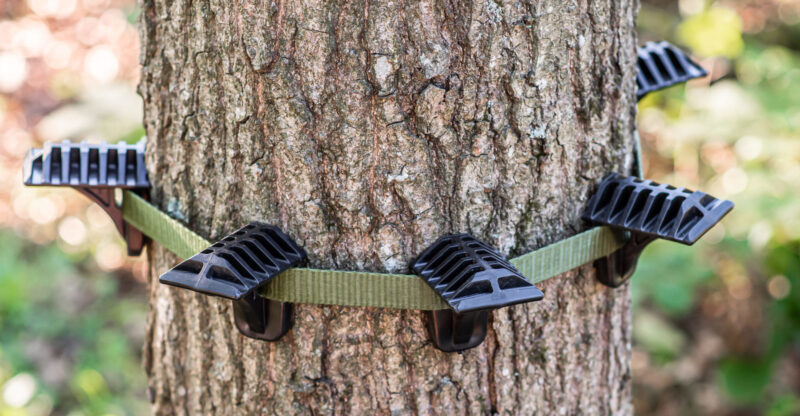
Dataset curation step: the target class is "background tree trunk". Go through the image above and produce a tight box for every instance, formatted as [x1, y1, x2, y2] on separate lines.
[138, 0, 639, 413]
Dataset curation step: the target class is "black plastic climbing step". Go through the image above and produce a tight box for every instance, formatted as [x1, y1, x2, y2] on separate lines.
[159, 222, 306, 341]
[159, 222, 306, 299]
[23, 140, 150, 255]
[583, 173, 733, 287]
[412, 234, 544, 351]
[413, 234, 543, 313]
[24, 140, 149, 188]
[637, 41, 707, 101]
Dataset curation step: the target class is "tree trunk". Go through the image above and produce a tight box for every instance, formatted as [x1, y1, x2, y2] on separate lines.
[137, 0, 639, 413]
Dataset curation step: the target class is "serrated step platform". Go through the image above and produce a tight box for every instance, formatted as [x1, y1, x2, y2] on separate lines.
[24, 140, 149, 188]
[412, 234, 543, 314]
[159, 222, 307, 300]
[637, 41, 707, 100]
[582, 173, 733, 244]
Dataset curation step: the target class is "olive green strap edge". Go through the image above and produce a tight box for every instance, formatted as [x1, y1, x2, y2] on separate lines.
[122, 191, 210, 260]
[122, 190, 627, 310]
[634, 130, 644, 179]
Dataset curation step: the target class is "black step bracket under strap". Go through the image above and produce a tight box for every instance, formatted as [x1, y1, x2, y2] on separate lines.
[637, 41, 707, 101]
[23, 140, 150, 256]
[412, 234, 544, 352]
[582, 173, 734, 287]
[159, 222, 307, 341]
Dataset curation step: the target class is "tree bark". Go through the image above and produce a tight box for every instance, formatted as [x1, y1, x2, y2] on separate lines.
[137, 0, 639, 414]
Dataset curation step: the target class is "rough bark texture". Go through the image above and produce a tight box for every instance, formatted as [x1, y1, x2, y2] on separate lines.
[138, 0, 639, 414]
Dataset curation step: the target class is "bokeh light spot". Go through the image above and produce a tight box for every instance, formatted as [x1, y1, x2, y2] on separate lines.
[734, 136, 763, 161]
[58, 216, 87, 246]
[2, 373, 36, 408]
[767, 275, 791, 300]
[27, 197, 58, 225]
[95, 241, 123, 271]
[0, 52, 28, 93]
[1, 127, 32, 157]
[43, 40, 73, 70]
[14, 18, 52, 57]
[721, 167, 747, 195]
[27, 0, 77, 18]
[84, 45, 118, 83]
[748, 221, 772, 250]
[76, 17, 102, 46]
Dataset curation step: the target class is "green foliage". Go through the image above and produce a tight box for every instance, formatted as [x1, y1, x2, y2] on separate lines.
[118, 126, 146, 145]
[633, 310, 686, 360]
[633, 242, 714, 316]
[767, 394, 800, 416]
[764, 242, 800, 356]
[737, 44, 800, 130]
[678, 6, 744, 58]
[0, 232, 148, 415]
[636, 1, 800, 413]
[717, 358, 772, 404]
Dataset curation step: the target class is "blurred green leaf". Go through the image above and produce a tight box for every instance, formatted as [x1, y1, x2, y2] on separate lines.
[767, 394, 800, 416]
[718, 358, 772, 403]
[633, 310, 687, 359]
[118, 126, 146, 145]
[636, 4, 800, 413]
[633, 241, 714, 316]
[73, 369, 107, 398]
[0, 232, 146, 414]
[764, 242, 800, 354]
[677, 6, 744, 58]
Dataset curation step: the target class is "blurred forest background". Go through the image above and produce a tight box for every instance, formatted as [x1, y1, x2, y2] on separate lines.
[0, 0, 797, 414]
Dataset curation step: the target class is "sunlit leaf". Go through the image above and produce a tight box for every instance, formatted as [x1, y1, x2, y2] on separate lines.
[678, 6, 744, 58]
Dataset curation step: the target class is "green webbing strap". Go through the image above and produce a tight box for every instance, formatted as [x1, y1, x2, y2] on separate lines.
[122, 190, 627, 310]
[122, 191, 209, 259]
[510, 226, 626, 285]
[265, 269, 449, 310]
